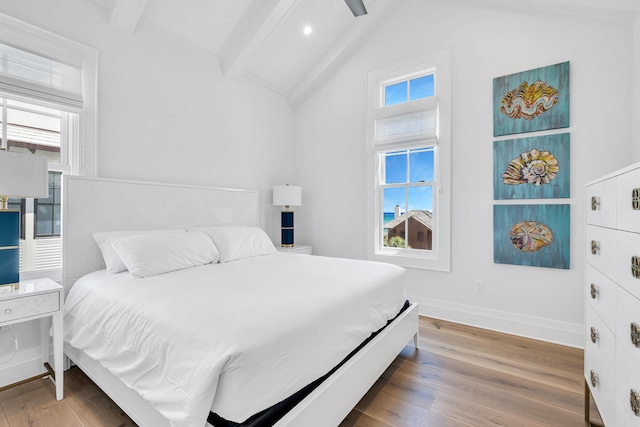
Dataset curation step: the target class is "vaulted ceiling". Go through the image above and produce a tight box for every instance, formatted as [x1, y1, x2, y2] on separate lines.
[91, 0, 640, 106]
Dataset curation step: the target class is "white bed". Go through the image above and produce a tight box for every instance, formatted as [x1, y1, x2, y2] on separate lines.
[62, 176, 419, 427]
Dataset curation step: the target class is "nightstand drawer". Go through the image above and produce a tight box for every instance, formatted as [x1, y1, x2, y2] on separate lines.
[0, 291, 60, 323]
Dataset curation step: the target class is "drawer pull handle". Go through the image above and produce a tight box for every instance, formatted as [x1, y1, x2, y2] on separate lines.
[590, 327, 599, 344]
[632, 323, 640, 347]
[590, 283, 599, 299]
[591, 196, 600, 211]
[633, 188, 640, 211]
[591, 240, 599, 255]
[590, 370, 598, 387]
[631, 389, 640, 416]
[633, 256, 640, 279]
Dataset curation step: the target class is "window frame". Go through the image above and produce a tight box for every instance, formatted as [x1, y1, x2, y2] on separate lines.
[0, 14, 98, 281]
[366, 48, 452, 271]
[0, 13, 97, 177]
[378, 144, 438, 251]
[34, 171, 62, 238]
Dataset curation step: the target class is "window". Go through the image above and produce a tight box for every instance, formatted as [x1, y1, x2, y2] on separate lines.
[0, 14, 97, 280]
[35, 172, 62, 237]
[0, 97, 68, 275]
[367, 49, 451, 271]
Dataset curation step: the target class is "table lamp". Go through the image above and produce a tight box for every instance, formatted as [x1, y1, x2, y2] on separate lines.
[0, 150, 48, 288]
[273, 184, 301, 247]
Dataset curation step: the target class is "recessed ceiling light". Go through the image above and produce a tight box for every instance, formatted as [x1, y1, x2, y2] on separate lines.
[303, 26, 312, 36]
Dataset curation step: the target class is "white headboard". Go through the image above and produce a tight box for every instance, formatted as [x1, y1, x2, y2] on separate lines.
[62, 176, 259, 291]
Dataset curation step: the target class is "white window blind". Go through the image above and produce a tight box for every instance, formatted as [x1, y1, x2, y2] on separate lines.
[0, 43, 83, 111]
[373, 96, 437, 144]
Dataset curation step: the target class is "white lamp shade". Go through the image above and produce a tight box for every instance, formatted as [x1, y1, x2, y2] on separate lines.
[0, 150, 48, 198]
[273, 185, 302, 207]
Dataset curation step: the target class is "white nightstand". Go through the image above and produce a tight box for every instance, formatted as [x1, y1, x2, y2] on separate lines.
[0, 278, 64, 400]
[277, 245, 312, 255]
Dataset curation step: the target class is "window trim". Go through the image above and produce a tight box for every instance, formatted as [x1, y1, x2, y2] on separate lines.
[0, 13, 98, 177]
[366, 48, 451, 271]
[0, 14, 97, 281]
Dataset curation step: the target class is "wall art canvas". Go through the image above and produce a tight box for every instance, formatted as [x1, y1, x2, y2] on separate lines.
[493, 133, 570, 199]
[493, 61, 570, 136]
[494, 204, 570, 269]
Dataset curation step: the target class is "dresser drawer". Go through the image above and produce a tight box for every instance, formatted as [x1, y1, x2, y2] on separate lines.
[586, 225, 617, 278]
[617, 166, 640, 234]
[587, 177, 617, 228]
[617, 397, 638, 427]
[616, 287, 640, 368]
[616, 340, 640, 426]
[585, 303, 617, 426]
[616, 230, 640, 300]
[586, 263, 617, 329]
[0, 291, 60, 323]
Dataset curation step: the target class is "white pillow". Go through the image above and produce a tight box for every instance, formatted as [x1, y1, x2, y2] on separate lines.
[110, 231, 220, 278]
[202, 226, 277, 263]
[93, 229, 185, 274]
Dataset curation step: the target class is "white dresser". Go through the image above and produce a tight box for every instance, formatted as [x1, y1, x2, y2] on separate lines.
[585, 161, 640, 426]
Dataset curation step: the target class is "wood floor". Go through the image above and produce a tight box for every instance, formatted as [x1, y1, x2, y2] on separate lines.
[0, 317, 602, 427]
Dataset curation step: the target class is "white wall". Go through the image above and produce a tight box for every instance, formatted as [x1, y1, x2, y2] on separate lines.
[0, 0, 296, 385]
[0, 0, 296, 232]
[635, 14, 640, 163]
[295, 0, 635, 347]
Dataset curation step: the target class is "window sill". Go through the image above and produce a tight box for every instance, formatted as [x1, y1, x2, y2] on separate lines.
[371, 250, 450, 272]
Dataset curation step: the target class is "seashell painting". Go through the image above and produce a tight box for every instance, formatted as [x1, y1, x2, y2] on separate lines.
[502, 148, 559, 186]
[500, 81, 559, 120]
[493, 133, 570, 200]
[494, 204, 570, 269]
[493, 62, 569, 136]
[509, 221, 553, 252]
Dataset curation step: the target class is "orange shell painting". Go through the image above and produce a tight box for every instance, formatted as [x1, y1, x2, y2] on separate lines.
[509, 221, 553, 252]
[502, 148, 559, 186]
[500, 81, 559, 120]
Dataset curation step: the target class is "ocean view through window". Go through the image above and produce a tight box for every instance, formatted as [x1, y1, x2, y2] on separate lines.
[382, 147, 434, 250]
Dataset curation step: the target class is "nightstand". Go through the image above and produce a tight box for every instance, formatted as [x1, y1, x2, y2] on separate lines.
[0, 278, 64, 400]
[277, 245, 312, 255]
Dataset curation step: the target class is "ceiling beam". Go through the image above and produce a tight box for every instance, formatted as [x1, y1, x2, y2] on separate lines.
[220, 0, 300, 80]
[289, 0, 398, 107]
[449, 0, 640, 21]
[109, 0, 150, 34]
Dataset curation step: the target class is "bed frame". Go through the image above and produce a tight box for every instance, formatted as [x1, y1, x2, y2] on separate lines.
[62, 175, 419, 427]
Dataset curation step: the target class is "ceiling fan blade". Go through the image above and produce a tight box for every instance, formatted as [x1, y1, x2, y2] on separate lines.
[344, 0, 367, 16]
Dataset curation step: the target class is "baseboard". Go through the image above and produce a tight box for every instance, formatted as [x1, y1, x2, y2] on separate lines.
[0, 347, 48, 388]
[411, 296, 584, 349]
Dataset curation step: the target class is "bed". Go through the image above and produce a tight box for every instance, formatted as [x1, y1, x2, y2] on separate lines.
[61, 176, 419, 427]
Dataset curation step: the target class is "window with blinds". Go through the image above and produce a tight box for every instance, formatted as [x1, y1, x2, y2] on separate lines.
[0, 43, 83, 111]
[0, 13, 97, 280]
[367, 49, 451, 272]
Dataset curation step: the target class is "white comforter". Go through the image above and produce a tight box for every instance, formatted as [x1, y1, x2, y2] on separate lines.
[63, 253, 406, 427]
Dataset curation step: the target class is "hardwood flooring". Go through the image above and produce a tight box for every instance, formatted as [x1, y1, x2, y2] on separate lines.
[0, 317, 601, 427]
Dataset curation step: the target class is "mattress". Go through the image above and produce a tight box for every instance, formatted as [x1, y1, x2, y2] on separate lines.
[63, 253, 406, 427]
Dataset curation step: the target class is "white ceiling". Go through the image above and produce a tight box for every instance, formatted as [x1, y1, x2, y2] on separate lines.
[96, 0, 640, 106]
